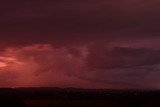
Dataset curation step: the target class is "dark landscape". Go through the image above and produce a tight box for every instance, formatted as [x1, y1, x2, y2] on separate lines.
[0, 0, 160, 107]
[0, 88, 160, 107]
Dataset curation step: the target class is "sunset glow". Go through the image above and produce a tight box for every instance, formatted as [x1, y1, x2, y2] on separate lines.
[0, 0, 159, 89]
[0, 62, 7, 68]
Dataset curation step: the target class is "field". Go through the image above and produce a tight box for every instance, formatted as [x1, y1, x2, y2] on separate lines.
[25, 100, 112, 107]
[24, 99, 160, 107]
[0, 88, 160, 107]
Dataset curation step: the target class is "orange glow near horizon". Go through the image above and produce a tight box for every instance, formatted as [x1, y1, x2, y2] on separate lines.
[0, 62, 7, 68]
[0, 44, 97, 88]
[0, 56, 23, 68]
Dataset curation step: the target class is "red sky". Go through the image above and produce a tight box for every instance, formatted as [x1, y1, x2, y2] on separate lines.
[0, 0, 160, 89]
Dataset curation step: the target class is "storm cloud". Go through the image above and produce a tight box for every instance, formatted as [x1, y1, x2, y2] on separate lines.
[0, 0, 159, 88]
[0, 44, 159, 88]
[0, 0, 159, 47]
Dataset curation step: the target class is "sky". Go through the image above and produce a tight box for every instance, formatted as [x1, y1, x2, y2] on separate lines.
[0, 0, 160, 89]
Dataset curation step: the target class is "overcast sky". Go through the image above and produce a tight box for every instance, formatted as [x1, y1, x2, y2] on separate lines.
[0, 0, 160, 89]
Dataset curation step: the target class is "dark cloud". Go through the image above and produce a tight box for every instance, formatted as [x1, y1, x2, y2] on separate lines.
[79, 66, 160, 88]
[0, 0, 160, 47]
[87, 46, 160, 69]
[73, 45, 160, 88]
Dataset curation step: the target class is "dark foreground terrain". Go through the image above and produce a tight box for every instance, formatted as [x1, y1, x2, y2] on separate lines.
[0, 88, 160, 107]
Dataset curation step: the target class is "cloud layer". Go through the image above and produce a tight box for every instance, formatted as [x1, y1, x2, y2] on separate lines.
[0, 44, 159, 89]
[0, 0, 160, 88]
[0, 0, 160, 47]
